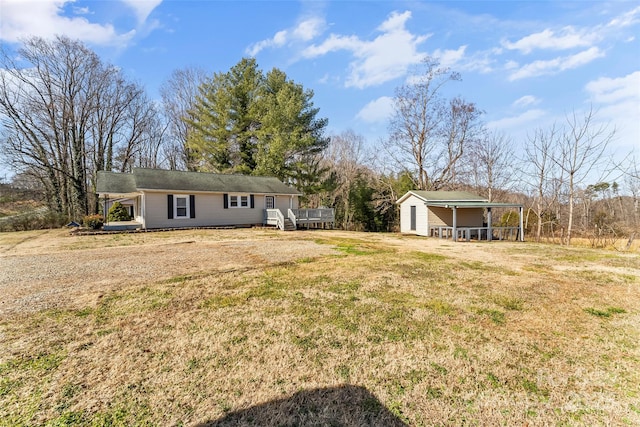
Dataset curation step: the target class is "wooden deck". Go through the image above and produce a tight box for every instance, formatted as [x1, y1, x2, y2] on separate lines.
[265, 208, 334, 231]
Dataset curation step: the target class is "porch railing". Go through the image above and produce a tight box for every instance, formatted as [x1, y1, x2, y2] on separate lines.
[288, 208, 335, 224]
[265, 209, 285, 230]
[265, 208, 335, 230]
[287, 209, 297, 229]
[429, 226, 521, 242]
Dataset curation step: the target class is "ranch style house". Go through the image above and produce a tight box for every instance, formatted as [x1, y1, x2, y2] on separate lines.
[397, 190, 524, 242]
[96, 168, 334, 231]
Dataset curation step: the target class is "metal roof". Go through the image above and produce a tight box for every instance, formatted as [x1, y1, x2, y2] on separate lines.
[425, 201, 523, 209]
[396, 190, 522, 208]
[97, 168, 301, 196]
[396, 190, 488, 204]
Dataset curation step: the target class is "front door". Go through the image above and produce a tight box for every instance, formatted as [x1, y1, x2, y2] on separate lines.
[410, 206, 416, 231]
[266, 196, 275, 210]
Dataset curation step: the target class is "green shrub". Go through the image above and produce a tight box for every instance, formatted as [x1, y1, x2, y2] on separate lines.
[83, 214, 103, 230]
[499, 210, 520, 227]
[107, 202, 131, 222]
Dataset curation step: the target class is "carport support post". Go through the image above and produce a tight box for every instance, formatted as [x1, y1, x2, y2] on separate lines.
[519, 206, 524, 242]
[487, 207, 492, 242]
[452, 206, 457, 242]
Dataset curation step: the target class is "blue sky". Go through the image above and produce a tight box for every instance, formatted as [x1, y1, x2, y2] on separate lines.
[1, 0, 639, 173]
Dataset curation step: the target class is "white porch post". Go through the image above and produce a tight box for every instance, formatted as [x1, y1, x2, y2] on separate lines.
[104, 195, 109, 225]
[487, 207, 493, 242]
[452, 206, 457, 242]
[141, 193, 146, 229]
[519, 206, 524, 242]
[425, 203, 429, 236]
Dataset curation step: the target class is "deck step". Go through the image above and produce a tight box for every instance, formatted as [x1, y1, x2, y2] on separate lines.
[283, 219, 296, 231]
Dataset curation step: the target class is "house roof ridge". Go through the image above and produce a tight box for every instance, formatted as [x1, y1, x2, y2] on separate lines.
[131, 167, 283, 180]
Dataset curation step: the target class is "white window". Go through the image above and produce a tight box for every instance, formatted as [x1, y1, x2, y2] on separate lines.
[175, 195, 189, 218]
[229, 194, 250, 208]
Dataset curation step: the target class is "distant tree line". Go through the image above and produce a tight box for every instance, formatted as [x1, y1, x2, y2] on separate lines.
[1, 36, 637, 244]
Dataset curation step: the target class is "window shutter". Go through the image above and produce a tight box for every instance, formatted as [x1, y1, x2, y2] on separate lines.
[223, 193, 228, 209]
[189, 195, 196, 218]
[250, 194, 255, 209]
[167, 195, 174, 219]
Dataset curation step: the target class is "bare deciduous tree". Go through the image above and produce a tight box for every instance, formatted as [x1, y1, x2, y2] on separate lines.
[160, 66, 208, 170]
[384, 58, 482, 190]
[0, 36, 158, 219]
[323, 130, 369, 230]
[467, 131, 515, 202]
[556, 108, 615, 245]
[523, 124, 563, 242]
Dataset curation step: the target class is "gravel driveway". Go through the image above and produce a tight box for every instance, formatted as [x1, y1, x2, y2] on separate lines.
[0, 232, 336, 317]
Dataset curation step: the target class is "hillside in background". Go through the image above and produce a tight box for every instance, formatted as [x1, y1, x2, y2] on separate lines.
[0, 181, 62, 231]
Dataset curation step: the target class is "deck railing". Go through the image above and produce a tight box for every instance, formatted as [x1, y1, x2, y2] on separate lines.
[265, 209, 285, 230]
[289, 208, 335, 224]
[287, 209, 297, 229]
[265, 208, 335, 230]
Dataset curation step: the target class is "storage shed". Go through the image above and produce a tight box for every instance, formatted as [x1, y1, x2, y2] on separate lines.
[397, 190, 524, 242]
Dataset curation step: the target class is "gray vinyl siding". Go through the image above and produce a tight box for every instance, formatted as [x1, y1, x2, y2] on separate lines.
[143, 191, 297, 229]
[399, 195, 428, 236]
[273, 195, 298, 212]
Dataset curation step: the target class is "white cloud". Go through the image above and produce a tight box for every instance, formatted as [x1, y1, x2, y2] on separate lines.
[504, 60, 519, 70]
[303, 34, 362, 57]
[303, 10, 429, 88]
[585, 71, 640, 153]
[512, 95, 540, 108]
[293, 17, 325, 41]
[508, 47, 605, 81]
[356, 96, 394, 123]
[487, 109, 547, 131]
[502, 26, 596, 54]
[247, 16, 325, 56]
[73, 6, 90, 15]
[0, 0, 155, 47]
[432, 46, 466, 69]
[121, 0, 162, 24]
[585, 71, 640, 104]
[606, 5, 640, 29]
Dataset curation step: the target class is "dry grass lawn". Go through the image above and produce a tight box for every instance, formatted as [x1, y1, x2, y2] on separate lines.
[1, 228, 639, 426]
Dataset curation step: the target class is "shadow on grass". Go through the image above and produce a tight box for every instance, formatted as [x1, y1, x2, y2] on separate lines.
[197, 385, 408, 426]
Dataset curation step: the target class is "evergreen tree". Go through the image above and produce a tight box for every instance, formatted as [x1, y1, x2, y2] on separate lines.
[186, 58, 263, 173]
[107, 201, 131, 221]
[185, 58, 329, 182]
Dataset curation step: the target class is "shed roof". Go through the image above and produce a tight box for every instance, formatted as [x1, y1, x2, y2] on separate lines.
[425, 201, 523, 209]
[396, 190, 488, 204]
[97, 168, 301, 196]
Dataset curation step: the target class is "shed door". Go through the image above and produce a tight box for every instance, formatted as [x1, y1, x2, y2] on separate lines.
[410, 206, 416, 231]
